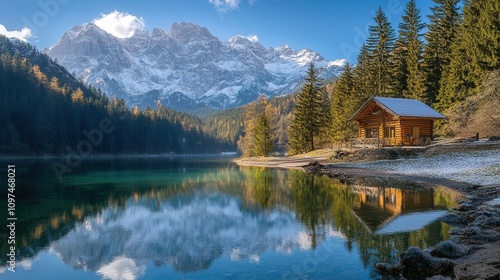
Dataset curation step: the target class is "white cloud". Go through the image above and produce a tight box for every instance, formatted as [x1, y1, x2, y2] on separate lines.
[93, 11, 145, 38]
[209, 0, 241, 13]
[246, 35, 258, 42]
[0, 24, 32, 42]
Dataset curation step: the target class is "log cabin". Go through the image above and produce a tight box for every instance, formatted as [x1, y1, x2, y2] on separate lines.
[350, 97, 447, 147]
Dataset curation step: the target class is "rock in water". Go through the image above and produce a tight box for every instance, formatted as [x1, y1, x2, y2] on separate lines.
[376, 247, 455, 279]
[400, 247, 455, 278]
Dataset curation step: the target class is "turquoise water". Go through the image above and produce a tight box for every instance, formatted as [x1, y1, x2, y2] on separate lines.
[0, 157, 458, 279]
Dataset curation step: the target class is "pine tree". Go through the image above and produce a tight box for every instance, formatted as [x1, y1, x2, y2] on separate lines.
[474, 0, 500, 72]
[253, 112, 274, 156]
[288, 63, 326, 154]
[438, 0, 500, 109]
[352, 44, 373, 101]
[366, 7, 396, 96]
[330, 63, 356, 144]
[423, 0, 461, 104]
[34, 98, 57, 152]
[392, 36, 407, 98]
[400, 0, 427, 102]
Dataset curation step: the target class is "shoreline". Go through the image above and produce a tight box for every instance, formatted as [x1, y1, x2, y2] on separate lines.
[235, 143, 500, 279]
[317, 165, 500, 279]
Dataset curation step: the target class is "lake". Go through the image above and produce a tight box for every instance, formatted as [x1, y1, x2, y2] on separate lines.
[0, 157, 459, 280]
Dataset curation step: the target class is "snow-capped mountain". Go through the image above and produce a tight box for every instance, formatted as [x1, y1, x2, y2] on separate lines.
[48, 22, 346, 112]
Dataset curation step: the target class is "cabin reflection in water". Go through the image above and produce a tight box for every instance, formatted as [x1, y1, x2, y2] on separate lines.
[351, 185, 448, 235]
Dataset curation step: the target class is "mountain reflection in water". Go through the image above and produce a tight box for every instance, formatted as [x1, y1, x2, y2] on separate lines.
[0, 158, 460, 280]
[54, 193, 341, 275]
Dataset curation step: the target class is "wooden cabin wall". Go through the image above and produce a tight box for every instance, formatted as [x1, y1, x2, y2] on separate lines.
[400, 119, 433, 137]
[357, 116, 434, 146]
[357, 112, 400, 141]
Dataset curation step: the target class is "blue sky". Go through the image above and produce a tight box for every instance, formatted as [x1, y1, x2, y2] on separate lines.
[0, 0, 435, 62]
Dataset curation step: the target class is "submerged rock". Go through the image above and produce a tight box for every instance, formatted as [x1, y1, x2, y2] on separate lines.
[400, 247, 455, 278]
[375, 247, 455, 279]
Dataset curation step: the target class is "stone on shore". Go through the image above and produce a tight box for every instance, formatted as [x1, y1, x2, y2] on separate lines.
[429, 240, 468, 259]
[426, 276, 452, 280]
[303, 161, 324, 173]
[439, 213, 467, 226]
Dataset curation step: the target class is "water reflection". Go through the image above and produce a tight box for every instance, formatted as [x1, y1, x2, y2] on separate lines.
[0, 158, 460, 279]
[54, 193, 339, 275]
[351, 185, 449, 234]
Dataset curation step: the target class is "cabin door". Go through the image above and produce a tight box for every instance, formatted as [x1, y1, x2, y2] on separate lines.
[413, 127, 420, 139]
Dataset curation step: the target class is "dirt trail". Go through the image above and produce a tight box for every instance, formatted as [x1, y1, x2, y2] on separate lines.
[235, 156, 328, 169]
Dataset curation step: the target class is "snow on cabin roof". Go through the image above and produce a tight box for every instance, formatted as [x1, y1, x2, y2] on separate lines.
[351, 96, 447, 120]
[374, 97, 446, 118]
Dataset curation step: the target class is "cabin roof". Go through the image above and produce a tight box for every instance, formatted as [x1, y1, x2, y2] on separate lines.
[351, 96, 447, 120]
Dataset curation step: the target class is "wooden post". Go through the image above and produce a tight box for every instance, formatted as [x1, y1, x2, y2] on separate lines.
[400, 120, 405, 146]
[430, 120, 434, 141]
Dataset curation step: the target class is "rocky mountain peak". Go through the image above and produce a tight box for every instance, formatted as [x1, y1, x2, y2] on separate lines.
[169, 22, 218, 44]
[47, 21, 346, 113]
[228, 35, 259, 45]
[151, 27, 167, 38]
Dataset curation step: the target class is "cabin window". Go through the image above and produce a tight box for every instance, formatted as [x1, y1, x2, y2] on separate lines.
[384, 127, 396, 138]
[365, 128, 378, 138]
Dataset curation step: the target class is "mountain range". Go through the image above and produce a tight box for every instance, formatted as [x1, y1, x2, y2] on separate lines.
[47, 22, 346, 113]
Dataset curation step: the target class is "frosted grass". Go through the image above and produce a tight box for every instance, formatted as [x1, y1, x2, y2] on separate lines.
[336, 149, 500, 186]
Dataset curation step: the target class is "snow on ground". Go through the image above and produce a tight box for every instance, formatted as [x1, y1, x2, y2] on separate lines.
[336, 149, 500, 186]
